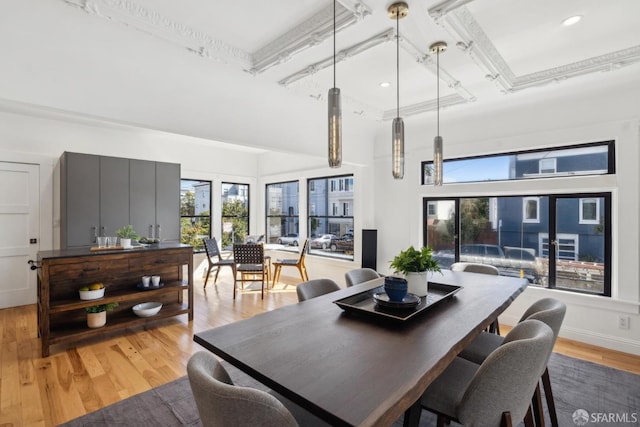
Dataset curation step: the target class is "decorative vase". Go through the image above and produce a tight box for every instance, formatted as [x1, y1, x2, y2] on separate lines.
[406, 271, 429, 297]
[120, 238, 132, 249]
[87, 311, 106, 328]
[384, 276, 408, 302]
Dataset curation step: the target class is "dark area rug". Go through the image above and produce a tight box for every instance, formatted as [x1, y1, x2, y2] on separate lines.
[60, 352, 640, 427]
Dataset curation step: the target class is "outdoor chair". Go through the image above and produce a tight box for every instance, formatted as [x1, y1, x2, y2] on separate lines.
[420, 319, 554, 427]
[202, 237, 235, 288]
[233, 243, 270, 299]
[458, 298, 566, 427]
[272, 239, 309, 286]
[344, 268, 381, 287]
[296, 278, 340, 302]
[187, 351, 329, 427]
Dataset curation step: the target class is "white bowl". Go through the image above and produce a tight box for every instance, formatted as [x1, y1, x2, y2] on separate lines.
[79, 287, 105, 300]
[132, 302, 162, 317]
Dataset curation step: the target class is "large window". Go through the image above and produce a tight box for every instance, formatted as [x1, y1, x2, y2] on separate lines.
[221, 182, 249, 248]
[424, 193, 611, 296]
[266, 181, 299, 250]
[180, 179, 211, 252]
[308, 175, 354, 260]
[422, 141, 614, 185]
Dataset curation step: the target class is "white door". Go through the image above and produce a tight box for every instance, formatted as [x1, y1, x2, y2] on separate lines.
[0, 162, 39, 308]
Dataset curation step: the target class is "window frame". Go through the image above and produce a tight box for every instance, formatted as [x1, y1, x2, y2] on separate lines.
[579, 197, 600, 224]
[221, 182, 250, 246]
[522, 197, 540, 223]
[307, 174, 355, 260]
[265, 180, 300, 248]
[424, 192, 612, 297]
[180, 179, 212, 253]
[421, 140, 614, 185]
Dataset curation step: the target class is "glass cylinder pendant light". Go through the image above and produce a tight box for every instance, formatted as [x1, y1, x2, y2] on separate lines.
[430, 41, 447, 186]
[389, 2, 408, 179]
[328, 0, 342, 168]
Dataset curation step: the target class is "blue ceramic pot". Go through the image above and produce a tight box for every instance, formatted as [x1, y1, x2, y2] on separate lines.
[384, 276, 408, 302]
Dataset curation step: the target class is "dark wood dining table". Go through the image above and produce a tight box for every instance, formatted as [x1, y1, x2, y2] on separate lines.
[193, 270, 528, 427]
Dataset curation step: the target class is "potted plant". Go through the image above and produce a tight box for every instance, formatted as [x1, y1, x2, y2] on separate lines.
[116, 225, 139, 249]
[85, 302, 119, 328]
[390, 246, 441, 297]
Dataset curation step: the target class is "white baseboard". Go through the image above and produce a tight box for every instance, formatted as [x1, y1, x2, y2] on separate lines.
[499, 313, 640, 356]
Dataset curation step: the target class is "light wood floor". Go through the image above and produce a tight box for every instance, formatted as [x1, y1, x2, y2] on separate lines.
[1, 268, 639, 427]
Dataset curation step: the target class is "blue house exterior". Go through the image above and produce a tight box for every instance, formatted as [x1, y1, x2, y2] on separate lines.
[496, 147, 608, 262]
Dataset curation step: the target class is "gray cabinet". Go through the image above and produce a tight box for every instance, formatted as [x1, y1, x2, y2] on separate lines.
[61, 152, 100, 247]
[60, 152, 180, 248]
[129, 160, 180, 241]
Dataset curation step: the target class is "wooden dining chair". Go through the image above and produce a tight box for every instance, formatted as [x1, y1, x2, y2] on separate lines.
[458, 298, 566, 427]
[296, 278, 340, 302]
[420, 319, 554, 427]
[272, 238, 309, 286]
[232, 243, 270, 299]
[202, 237, 235, 288]
[187, 351, 329, 427]
[344, 268, 381, 287]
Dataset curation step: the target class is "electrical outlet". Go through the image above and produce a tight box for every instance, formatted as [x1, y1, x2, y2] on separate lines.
[618, 316, 630, 330]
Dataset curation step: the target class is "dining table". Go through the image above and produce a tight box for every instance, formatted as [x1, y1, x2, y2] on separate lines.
[193, 270, 528, 427]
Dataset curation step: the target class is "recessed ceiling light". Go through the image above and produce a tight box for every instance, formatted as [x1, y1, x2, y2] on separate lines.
[380, 82, 391, 88]
[562, 15, 582, 26]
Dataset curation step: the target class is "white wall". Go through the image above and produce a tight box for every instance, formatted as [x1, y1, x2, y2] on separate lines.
[372, 79, 640, 354]
[0, 106, 262, 251]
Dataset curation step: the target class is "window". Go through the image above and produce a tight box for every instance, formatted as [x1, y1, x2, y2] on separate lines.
[523, 197, 540, 223]
[427, 202, 437, 216]
[539, 158, 557, 174]
[425, 193, 611, 296]
[422, 141, 613, 185]
[308, 174, 354, 260]
[579, 198, 599, 224]
[180, 179, 211, 252]
[221, 182, 249, 247]
[266, 181, 299, 251]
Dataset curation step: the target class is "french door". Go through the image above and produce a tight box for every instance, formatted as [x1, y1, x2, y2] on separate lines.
[424, 193, 611, 296]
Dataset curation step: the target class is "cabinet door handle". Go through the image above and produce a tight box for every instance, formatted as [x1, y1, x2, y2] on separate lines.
[83, 267, 101, 272]
[101, 226, 105, 236]
[149, 225, 154, 238]
[156, 224, 161, 240]
[91, 226, 97, 243]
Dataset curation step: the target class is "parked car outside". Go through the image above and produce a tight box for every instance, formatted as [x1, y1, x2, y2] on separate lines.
[330, 235, 354, 252]
[277, 233, 299, 246]
[433, 244, 543, 284]
[311, 234, 338, 250]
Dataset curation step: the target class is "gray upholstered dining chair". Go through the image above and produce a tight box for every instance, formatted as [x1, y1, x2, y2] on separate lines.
[296, 278, 340, 302]
[458, 298, 567, 427]
[450, 261, 500, 275]
[202, 237, 235, 288]
[451, 262, 502, 334]
[344, 268, 381, 287]
[187, 351, 329, 427]
[420, 319, 554, 427]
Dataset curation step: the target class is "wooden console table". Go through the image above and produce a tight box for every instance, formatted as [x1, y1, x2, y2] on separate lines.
[36, 243, 193, 357]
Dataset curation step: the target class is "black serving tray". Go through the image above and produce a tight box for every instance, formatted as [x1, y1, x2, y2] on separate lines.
[333, 282, 462, 322]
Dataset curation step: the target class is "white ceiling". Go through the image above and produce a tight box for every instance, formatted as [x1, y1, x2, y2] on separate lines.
[1, 0, 639, 157]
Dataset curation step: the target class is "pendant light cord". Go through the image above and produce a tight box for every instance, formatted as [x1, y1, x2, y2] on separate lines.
[396, 12, 400, 118]
[333, 0, 336, 89]
[436, 49, 440, 136]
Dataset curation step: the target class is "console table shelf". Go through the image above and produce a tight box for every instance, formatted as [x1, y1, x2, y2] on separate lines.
[37, 243, 193, 357]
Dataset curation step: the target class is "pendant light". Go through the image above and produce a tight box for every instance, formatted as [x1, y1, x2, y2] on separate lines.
[388, 2, 408, 180]
[328, 0, 342, 168]
[430, 41, 447, 186]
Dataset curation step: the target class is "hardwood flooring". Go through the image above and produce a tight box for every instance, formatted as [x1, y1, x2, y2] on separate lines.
[1, 267, 638, 427]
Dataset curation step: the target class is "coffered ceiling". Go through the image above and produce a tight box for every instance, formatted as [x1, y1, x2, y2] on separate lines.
[1, 0, 638, 155]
